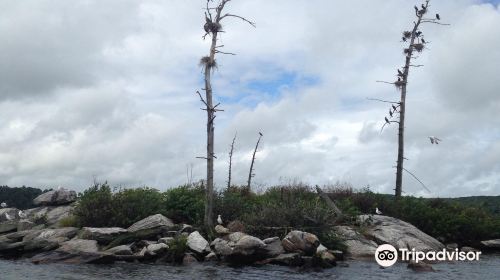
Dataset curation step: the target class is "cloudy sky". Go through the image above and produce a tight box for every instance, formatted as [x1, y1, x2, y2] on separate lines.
[0, 0, 499, 197]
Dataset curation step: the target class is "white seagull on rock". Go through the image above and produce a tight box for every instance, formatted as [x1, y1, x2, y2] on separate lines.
[375, 207, 382, 215]
[0, 202, 7, 208]
[217, 214, 223, 225]
[18, 210, 27, 219]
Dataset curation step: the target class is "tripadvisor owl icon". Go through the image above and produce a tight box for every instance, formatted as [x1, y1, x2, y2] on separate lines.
[375, 244, 398, 267]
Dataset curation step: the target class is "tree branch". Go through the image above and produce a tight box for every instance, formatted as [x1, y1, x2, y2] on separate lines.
[366, 98, 400, 104]
[220, 13, 256, 27]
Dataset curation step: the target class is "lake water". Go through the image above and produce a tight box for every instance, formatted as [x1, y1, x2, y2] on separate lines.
[1, 254, 499, 280]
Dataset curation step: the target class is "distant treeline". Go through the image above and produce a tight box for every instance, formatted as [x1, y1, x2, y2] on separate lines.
[0, 186, 47, 209]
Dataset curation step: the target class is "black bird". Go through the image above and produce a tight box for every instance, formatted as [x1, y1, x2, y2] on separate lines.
[397, 69, 403, 76]
[389, 109, 393, 117]
[397, 77, 401, 82]
[414, 6, 418, 13]
[436, 13, 441, 20]
[421, 38, 426, 44]
[385, 117, 390, 124]
[422, 4, 425, 9]
[392, 105, 397, 111]
[259, 132, 263, 136]
[402, 37, 407, 42]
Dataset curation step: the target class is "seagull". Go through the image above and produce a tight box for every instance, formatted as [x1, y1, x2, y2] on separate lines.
[5, 213, 13, 221]
[429, 136, 442, 145]
[375, 207, 383, 215]
[436, 14, 440, 20]
[217, 214, 223, 225]
[0, 202, 6, 208]
[18, 210, 27, 219]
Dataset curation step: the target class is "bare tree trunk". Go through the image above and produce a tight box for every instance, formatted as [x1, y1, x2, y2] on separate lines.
[247, 133, 262, 190]
[227, 133, 237, 189]
[395, 1, 429, 197]
[315, 185, 343, 222]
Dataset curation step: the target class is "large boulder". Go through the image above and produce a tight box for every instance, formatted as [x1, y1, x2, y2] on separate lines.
[282, 230, 320, 256]
[359, 215, 444, 252]
[481, 239, 500, 250]
[106, 245, 133, 256]
[187, 231, 211, 255]
[127, 214, 175, 235]
[57, 239, 99, 254]
[22, 227, 79, 252]
[80, 227, 128, 245]
[31, 250, 114, 264]
[0, 208, 20, 222]
[33, 189, 77, 206]
[23, 205, 74, 226]
[334, 225, 378, 259]
[210, 232, 267, 264]
[262, 237, 285, 257]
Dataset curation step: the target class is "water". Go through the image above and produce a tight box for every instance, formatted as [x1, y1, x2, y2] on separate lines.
[1, 255, 499, 280]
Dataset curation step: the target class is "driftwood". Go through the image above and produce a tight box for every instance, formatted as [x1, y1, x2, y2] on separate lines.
[315, 185, 343, 222]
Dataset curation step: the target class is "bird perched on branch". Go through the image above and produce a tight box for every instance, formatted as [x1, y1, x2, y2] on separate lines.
[397, 69, 404, 77]
[389, 109, 393, 118]
[429, 136, 442, 145]
[385, 117, 390, 124]
[0, 202, 6, 208]
[436, 14, 441, 20]
[414, 6, 419, 13]
[259, 132, 263, 136]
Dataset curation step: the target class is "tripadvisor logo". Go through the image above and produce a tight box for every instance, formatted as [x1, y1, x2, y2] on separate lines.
[375, 244, 482, 267]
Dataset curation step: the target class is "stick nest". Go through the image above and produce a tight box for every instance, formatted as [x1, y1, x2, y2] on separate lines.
[395, 80, 406, 89]
[204, 22, 222, 33]
[413, 43, 424, 52]
[200, 56, 217, 69]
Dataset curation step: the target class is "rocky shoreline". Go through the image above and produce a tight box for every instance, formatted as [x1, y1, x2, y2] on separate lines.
[1, 189, 499, 270]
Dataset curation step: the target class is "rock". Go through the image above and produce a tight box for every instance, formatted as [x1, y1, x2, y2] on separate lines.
[316, 244, 328, 254]
[359, 215, 444, 252]
[58, 239, 99, 254]
[481, 239, 500, 249]
[269, 253, 304, 266]
[407, 260, 434, 272]
[331, 250, 344, 261]
[317, 251, 336, 268]
[106, 245, 133, 255]
[210, 233, 268, 264]
[146, 243, 169, 256]
[0, 221, 18, 234]
[215, 225, 230, 235]
[181, 224, 194, 233]
[187, 231, 211, 255]
[334, 225, 378, 259]
[158, 237, 174, 245]
[31, 251, 114, 264]
[0, 208, 20, 222]
[183, 253, 198, 264]
[22, 227, 79, 252]
[282, 230, 320, 256]
[446, 243, 458, 250]
[33, 189, 77, 206]
[227, 220, 245, 233]
[131, 240, 156, 253]
[262, 237, 284, 257]
[461, 246, 479, 253]
[211, 238, 233, 256]
[17, 220, 35, 231]
[127, 214, 174, 235]
[205, 252, 218, 261]
[23, 205, 74, 226]
[80, 227, 128, 245]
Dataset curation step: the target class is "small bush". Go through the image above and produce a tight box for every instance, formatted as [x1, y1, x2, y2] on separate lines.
[166, 235, 188, 263]
[164, 184, 205, 225]
[59, 215, 78, 227]
[73, 183, 114, 227]
[112, 187, 165, 228]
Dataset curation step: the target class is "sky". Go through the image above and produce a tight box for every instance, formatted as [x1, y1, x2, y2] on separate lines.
[0, 0, 499, 197]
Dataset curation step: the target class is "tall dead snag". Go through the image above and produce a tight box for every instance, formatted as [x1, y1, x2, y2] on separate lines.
[227, 132, 237, 189]
[197, 0, 255, 228]
[376, 0, 446, 197]
[247, 132, 262, 190]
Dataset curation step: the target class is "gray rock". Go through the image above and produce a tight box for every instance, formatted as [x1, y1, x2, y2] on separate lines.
[17, 220, 35, 231]
[33, 189, 77, 206]
[282, 230, 320, 256]
[334, 225, 378, 259]
[215, 225, 230, 235]
[205, 252, 218, 261]
[80, 227, 128, 244]
[31, 250, 114, 264]
[0, 221, 18, 234]
[359, 215, 444, 252]
[146, 243, 169, 256]
[181, 224, 194, 233]
[127, 214, 174, 233]
[481, 239, 500, 249]
[106, 245, 133, 255]
[183, 253, 198, 264]
[263, 237, 284, 257]
[234, 235, 265, 255]
[22, 227, 79, 252]
[269, 253, 304, 266]
[0, 208, 20, 222]
[210, 233, 268, 264]
[23, 205, 74, 226]
[316, 244, 328, 254]
[331, 250, 344, 261]
[187, 231, 211, 255]
[211, 238, 233, 256]
[57, 239, 99, 254]
[158, 237, 174, 245]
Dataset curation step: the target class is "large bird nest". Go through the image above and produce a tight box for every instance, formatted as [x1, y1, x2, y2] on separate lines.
[395, 80, 406, 89]
[204, 21, 222, 33]
[412, 43, 424, 52]
[200, 56, 218, 69]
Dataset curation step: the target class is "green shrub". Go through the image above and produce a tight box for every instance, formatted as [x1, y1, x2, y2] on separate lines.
[164, 184, 205, 225]
[111, 187, 165, 228]
[73, 183, 115, 227]
[166, 235, 188, 263]
[59, 215, 78, 227]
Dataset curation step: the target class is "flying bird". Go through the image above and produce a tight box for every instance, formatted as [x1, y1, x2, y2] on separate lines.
[0, 202, 6, 208]
[217, 214, 223, 225]
[436, 13, 440, 20]
[18, 210, 27, 219]
[375, 207, 383, 215]
[429, 136, 442, 145]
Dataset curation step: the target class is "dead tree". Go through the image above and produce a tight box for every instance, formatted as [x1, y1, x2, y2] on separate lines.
[227, 132, 237, 189]
[197, 0, 255, 228]
[374, 0, 446, 197]
[247, 132, 262, 190]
